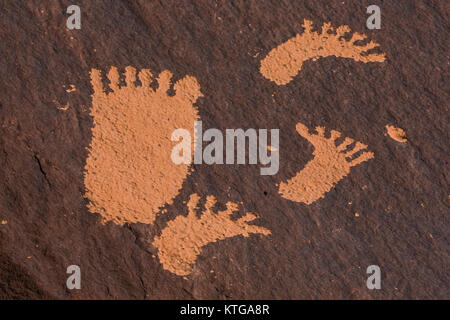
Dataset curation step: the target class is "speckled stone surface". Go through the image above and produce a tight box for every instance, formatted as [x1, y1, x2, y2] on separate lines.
[0, 0, 448, 299]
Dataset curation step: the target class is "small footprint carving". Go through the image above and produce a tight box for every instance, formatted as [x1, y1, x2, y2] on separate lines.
[260, 19, 386, 85]
[153, 193, 271, 276]
[279, 123, 374, 204]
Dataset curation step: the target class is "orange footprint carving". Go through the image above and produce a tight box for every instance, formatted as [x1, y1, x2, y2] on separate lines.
[260, 19, 386, 85]
[84, 66, 202, 225]
[153, 193, 271, 276]
[279, 123, 374, 204]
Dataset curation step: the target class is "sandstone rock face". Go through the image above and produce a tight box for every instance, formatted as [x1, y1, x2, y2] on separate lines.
[0, 0, 448, 299]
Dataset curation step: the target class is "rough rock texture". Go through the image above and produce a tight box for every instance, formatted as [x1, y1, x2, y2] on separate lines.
[0, 0, 448, 299]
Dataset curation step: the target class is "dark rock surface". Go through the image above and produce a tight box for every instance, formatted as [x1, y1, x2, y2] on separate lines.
[0, 0, 448, 299]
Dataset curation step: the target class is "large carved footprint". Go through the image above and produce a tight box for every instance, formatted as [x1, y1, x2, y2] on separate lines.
[84, 66, 202, 225]
[260, 19, 386, 85]
[279, 123, 374, 204]
[153, 193, 271, 276]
